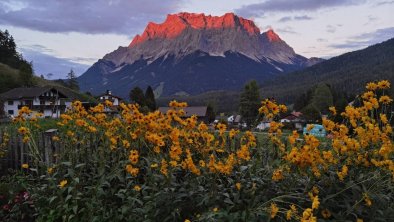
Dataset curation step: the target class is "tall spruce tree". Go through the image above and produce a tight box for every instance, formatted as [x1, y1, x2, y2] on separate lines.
[239, 80, 261, 128]
[66, 69, 79, 91]
[129, 87, 146, 107]
[144, 86, 156, 111]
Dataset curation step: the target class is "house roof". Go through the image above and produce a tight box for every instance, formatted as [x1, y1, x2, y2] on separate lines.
[0, 87, 68, 100]
[158, 106, 207, 117]
[98, 91, 123, 100]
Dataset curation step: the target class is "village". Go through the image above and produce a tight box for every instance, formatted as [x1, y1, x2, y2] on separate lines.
[0, 86, 327, 138]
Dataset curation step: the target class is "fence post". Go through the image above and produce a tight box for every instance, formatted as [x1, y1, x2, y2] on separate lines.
[44, 129, 58, 166]
[13, 133, 18, 168]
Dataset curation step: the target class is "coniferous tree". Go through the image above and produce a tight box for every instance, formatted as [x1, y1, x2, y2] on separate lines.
[144, 86, 156, 111]
[239, 80, 260, 128]
[66, 69, 79, 91]
[130, 87, 146, 107]
[206, 103, 216, 123]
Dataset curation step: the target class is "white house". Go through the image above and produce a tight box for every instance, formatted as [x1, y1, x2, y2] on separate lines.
[99, 90, 122, 106]
[0, 87, 72, 118]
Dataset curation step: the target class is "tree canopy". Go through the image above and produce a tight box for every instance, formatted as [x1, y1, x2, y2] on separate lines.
[239, 80, 260, 128]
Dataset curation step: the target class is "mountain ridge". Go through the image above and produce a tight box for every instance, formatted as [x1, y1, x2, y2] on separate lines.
[78, 12, 322, 98]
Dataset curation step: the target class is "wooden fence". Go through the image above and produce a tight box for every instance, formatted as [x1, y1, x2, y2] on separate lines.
[0, 129, 61, 172]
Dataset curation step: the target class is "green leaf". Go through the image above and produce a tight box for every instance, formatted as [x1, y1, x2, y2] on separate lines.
[224, 198, 234, 205]
[65, 195, 72, 202]
[49, 196, 57, 204]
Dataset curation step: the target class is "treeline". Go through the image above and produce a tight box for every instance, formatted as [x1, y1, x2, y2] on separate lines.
[293, 83, 350, 121]
[129, 86, 157, 112]
[260, 38, 394, 103]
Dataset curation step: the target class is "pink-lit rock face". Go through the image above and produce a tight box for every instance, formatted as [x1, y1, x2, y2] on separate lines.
[129, 12, 261, 47]
[103, 12, 302, 67]
[265, 29, 281, 42]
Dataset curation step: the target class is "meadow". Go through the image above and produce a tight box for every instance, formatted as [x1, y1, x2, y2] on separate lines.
[0, 81, 393, 222]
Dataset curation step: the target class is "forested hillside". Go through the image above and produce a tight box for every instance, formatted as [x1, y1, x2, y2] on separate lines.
[260, 38, 394, 103]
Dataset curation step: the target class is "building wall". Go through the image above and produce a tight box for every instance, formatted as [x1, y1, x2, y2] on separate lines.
[2, 97, 72, 118]
[3, 100, 21, 117]
[100, 95, 120, 106]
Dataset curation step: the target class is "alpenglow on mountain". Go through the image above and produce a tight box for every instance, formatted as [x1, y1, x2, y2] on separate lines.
[78, 12, 322, 98]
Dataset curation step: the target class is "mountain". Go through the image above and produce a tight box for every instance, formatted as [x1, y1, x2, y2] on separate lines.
[260, 38, 394, 104]
[78, 12, 322, 98]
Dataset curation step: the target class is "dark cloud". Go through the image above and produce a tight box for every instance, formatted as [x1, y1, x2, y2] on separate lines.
[21, 48, 90, 78]
[0, 0, 182, 35]
[278, 15, 312, 22]
[329, 27, 394, 49]
[236, 0, 365, 17]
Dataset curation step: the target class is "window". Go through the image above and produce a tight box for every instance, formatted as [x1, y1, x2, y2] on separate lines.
[8, 100, 13, 105]
[8, 110, 14, 115]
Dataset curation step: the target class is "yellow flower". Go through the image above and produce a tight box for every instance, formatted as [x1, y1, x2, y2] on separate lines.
[160, 159, 168, 176]
[357, 219, 363, 222]
[22, 163, 29, 169]
[363, 193, 372, 207]
[329, 106, 337, 115]
[379, 95, 393, 104]
[286, 209, 292, 220]
[47, 167, 54, 174]
[270, 203, 279, 218]
[126, 164, 139, 176]
[59, 180, 68, 188]
[377, 80, 390, 89]
[151, 163, 158, 168]
[129, 150, 139, 165]
[88, 126, 97, 133]
[272, 169, 284, 181]
[184, 219, 191, 222]
[306, 124, 314, 131]
[213, 207, 218, 212]
[366, 82, 378, 91]
[18, 127, 29, 135]
[312, 196, 320, 209]
[133, 185, 141, 191]
[22, 136, 30, 143]
[235, 182, 241, 190]
[52, 136, 60, 141]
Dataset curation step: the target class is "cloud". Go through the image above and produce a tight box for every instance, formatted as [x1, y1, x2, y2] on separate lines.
[21, 48, 90, 78]
[236, 0, 365, 17]
[278, 16, 292, 22]
[375, 0, 394, 6]
[326, 25, 337, 33]
[329, 27, 394, 49]
[276, 27, 298, 34]
[317, 38, 328, 42]
[0, 0, 182, 35]
[278, 15, 312, 22]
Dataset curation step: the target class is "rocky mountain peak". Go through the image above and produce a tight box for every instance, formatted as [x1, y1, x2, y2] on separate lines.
[129, 12, 260, 47]
[264, 29, 281, 42]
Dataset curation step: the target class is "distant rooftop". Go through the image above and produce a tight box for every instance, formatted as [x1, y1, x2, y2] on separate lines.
[0, 87, 67, 100]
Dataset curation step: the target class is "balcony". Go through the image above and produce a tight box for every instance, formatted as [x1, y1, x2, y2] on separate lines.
[18, 105, 67, 110]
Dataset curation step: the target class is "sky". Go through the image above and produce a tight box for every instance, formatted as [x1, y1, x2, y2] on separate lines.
[0, 0, 393, 79]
